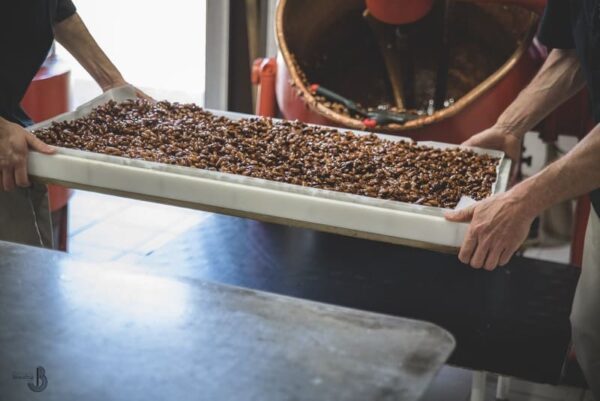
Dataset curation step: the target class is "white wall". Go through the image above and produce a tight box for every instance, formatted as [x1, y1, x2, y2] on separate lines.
[58, 0, 207, 106]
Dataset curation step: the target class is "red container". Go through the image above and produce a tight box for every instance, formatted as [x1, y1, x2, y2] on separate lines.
[366, 0, 434, 24]
[22, 54, 72, 213]
[21, 50, 72, 251]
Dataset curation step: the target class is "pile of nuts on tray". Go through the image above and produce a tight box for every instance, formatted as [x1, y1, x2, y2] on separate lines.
[33, 99, 499, 208]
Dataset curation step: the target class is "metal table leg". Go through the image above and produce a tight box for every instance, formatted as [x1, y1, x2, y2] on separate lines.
[471, 371, 488, 401]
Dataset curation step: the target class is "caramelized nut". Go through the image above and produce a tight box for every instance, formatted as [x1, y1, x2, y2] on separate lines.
[33, 99, 500, 208]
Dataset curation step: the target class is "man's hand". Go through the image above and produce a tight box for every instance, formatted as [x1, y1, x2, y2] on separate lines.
[0, 119, 55, 191]
[444, 191, 536, 270]
[443, 48, 592, 271]
[102, 80, 154, 101]
[446, 126, 529, 270]
[463, 126, 522, 162]
[464, 126, 523, 186]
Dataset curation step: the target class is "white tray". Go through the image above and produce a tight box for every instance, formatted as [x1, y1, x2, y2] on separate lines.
[27, 86, 511, 250]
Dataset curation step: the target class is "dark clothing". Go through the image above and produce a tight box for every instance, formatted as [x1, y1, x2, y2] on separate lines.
[538, 0, 600, 216]
[0, 0, 76, 127]
[0, 1, 70, 249]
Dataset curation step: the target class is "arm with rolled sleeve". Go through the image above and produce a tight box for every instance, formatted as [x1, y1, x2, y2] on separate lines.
[55, 0, 77, 23]
[444, 0, 593, 270]
[52, 2, 151, 98]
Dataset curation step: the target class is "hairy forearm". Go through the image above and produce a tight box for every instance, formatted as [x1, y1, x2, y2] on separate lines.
[495, 49, 586, 139]
[53, 13, 125, 90]
[512, 124, 600, 216]
[0, 116, 10, 129]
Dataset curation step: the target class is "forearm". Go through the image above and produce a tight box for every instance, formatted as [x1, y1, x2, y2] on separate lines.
[512, 124, 600, 216]
[494, 49, 586, 139]
[0, 116, 10, 130]
[53, 13, 125, 90]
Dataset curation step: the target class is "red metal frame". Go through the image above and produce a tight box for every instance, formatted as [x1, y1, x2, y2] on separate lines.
[251, 58, 278, 117]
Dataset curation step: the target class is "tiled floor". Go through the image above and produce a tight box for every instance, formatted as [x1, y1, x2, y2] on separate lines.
[65, 190, 591, 401]
[67, 190, 574, 266]
[67, 190, 210, 264]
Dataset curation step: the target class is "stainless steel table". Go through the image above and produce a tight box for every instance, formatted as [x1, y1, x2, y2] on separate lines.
[0, 241, 454, 401]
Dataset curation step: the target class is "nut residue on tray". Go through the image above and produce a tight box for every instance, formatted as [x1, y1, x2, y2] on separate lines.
[33, 100, 499, 208]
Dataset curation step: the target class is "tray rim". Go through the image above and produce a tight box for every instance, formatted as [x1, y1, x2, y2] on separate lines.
[27, 87, 511, 217]
[26, 86, 511, 249]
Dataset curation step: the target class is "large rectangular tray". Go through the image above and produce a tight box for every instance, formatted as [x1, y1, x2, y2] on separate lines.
[27, 86, 511, 250]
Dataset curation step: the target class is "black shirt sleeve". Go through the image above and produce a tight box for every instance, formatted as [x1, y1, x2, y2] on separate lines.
[538, 0, 575, 49]
[55, 0, 77, 23]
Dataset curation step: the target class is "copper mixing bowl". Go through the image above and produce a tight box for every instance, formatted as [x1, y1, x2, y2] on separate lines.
[275, 0, 545, 143]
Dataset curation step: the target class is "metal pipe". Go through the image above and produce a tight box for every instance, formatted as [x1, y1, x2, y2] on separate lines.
[434, 0, 452, 110]
[471, 371, 488, 401]
[495, 376, 511, 400]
